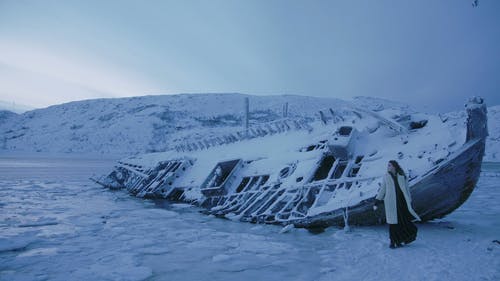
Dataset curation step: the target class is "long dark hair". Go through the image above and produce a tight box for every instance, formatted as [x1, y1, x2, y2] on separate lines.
[389, 160, 406, 178]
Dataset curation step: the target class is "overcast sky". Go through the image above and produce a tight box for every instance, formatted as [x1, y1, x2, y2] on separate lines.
[0, 0, 499, 112]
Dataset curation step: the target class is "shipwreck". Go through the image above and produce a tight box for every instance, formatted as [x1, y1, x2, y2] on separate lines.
[93, 97, 488, 228]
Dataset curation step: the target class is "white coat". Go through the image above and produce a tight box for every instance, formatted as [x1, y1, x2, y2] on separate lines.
[376, 172, 421, 224]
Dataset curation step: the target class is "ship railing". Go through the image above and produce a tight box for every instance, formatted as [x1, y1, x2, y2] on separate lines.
[318, 106, 408, 134]
[173, 117, 313, 153]
[116, 163, 150, 178]
[272, 176, 381, 223]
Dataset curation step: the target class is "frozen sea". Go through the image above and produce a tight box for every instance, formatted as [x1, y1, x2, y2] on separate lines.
[0, 155, 499, 281]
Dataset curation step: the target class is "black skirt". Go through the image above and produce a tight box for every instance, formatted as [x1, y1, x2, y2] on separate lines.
[389, 174, 418, 245]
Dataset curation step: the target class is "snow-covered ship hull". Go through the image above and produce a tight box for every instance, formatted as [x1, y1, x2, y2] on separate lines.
[93, 97, 487, 228]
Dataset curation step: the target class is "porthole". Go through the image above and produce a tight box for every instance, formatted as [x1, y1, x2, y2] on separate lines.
[279, 163, 297, 179]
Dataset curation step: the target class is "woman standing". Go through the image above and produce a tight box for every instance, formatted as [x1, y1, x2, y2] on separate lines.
[375, 160, 421, 248]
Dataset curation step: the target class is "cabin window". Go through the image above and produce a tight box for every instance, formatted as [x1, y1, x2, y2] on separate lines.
[338, 126, 353, 136]
[238, 175, 270, 192]
[331, 161, 347, 179]
[312, 155, 336, 181]
[207, 159, 240, 188]
[261, 175, 270, 185]
[355, 155, 364, 164]
[244, 176, 260, 192]
[280, 167, 291, 178]
[345, 182, 353, 190]
[280, 163, 297, 179]
[348, 155, 364, 177]
[348, 167, 360, 177]
[236, 177, 250, 193]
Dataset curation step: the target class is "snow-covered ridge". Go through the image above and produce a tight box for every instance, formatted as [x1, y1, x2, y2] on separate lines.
[0, 94, 498, 161]
[0, 94, 346, 155]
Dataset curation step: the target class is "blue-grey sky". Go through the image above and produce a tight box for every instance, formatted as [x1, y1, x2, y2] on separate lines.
[0, 0, 499, 112]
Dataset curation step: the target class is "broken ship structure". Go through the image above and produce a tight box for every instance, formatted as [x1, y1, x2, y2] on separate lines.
[93, 97, 488, 228]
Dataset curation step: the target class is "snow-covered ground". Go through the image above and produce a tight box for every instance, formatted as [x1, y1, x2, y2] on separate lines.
[0, 155, 498, 281]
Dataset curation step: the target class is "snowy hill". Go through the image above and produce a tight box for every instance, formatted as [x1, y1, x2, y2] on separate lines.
[0, 94, 349, 155]
[0, 110, 18, 125]
[0, 94, 498, 161]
